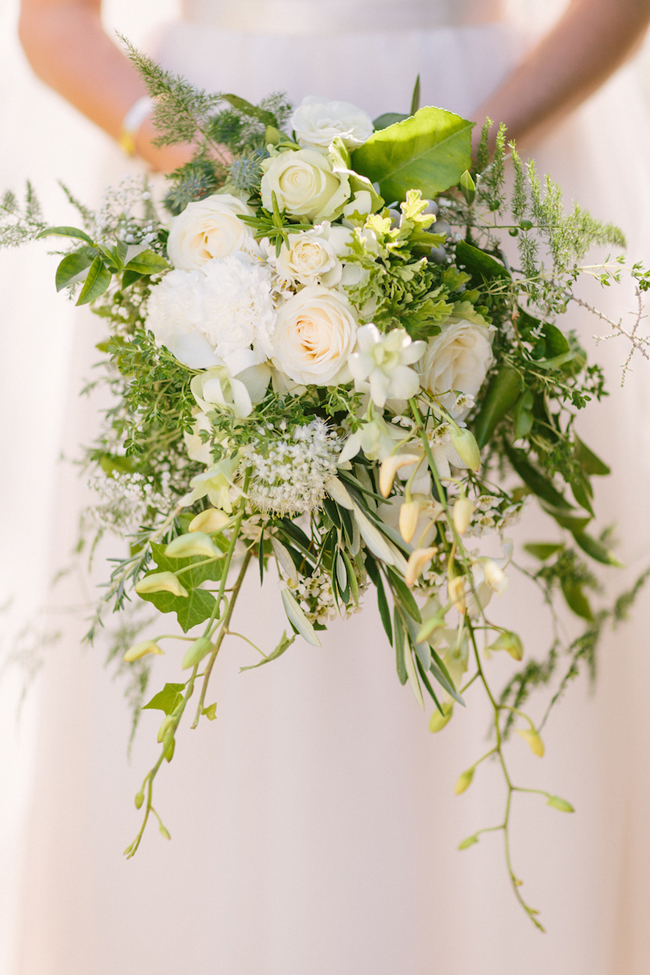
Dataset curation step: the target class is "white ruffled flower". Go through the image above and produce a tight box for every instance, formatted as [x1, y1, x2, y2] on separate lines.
[271, 286, 358, 386]
[348, 324, 425, 408]
[421, 319, 494, 418]
[291, 95, 374, 150]
[146, 253, 276, 373]
[268, 222, 351, 287]
[261, 148, 351, 221]
[167, 194, 257, 270]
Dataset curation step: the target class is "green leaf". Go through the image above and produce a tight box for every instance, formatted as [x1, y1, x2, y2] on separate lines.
[222, 93, 277, 127]
[410, 74, 421, 116]
[455, 239, 510, 281]
[386, 567, 422, 623]
[281, 588, 322, 647]
[473, 367, 523, 448]
[570, 473, 595, 516]
[560, 578, 593, 620]
[137, 586, 219, 633]
[366, 555, 393, 644]
[524, 543, 564, 561]
[429, 646, 465, 706]
[121, 269, 145, 290]
[393, 607, 408, 685]
[459, 169, 476, 205]
[124, 249, 170, 274]
[541, 503, 591, 533]
[573, 531, 623, 567]
[55, 247, 97, 291]
[403, 639, 424, 709]
[512, 389, 534, 440]
[373, 112, 409, 131]
[352, 106, 473, 202]
[574, 435, 610, 476]
[150, 542, 224, 588]
[240, 630, 296, 672]
[202, 703, 218, 720]
[76, 256, 111, 306]
[415, 653, 444, 714]
[37, 224, 94, 245]
[505, 446, 572, 509]
[142, 682, 186, 715]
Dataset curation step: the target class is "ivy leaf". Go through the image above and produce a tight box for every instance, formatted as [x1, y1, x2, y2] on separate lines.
[352, 106, 473, 201]
[202, 703, 218, 720]
[37, 224, 94, 245]
[124, 249, 170, 274]
[240, 630, 296, 672]
[142, 682, 186, 714]
[55, 246, 97, 291]
[137, 586, 219, 633]
[150, 542, 224, 588]
[76, 256, 111, 305]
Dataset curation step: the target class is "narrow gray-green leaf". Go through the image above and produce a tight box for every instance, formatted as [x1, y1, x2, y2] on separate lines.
[281, 588, 321, 647]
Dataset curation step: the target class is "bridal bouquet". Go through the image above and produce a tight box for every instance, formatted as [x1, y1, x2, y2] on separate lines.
[4, 47, 648, 928]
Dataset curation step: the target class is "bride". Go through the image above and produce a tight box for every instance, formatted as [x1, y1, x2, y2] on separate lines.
[8, 0, 650, 972]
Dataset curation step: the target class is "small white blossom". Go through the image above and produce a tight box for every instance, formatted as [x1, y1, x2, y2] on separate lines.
[348, 325, 425, 408]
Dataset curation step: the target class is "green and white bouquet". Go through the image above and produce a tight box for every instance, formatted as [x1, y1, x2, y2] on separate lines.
[4, 48, 650, 929]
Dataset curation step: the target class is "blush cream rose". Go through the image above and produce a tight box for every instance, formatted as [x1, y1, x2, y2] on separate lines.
[261, 148, 351, 221]
[167, 193, 256, 270]
[290, 95, 374, 150]
[271, 286, 358, 386]
[270, 222, 351, 287]
[421, 319, 494, 417]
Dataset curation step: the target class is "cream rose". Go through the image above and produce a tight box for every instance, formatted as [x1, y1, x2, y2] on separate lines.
[291, 96, 374, 150]
[261, 149, 351, 221]
[421, 319, 494, 417]
[272, 223, 351, 287]
[167, 194, 256, 270]
[272, 286, 358, 386]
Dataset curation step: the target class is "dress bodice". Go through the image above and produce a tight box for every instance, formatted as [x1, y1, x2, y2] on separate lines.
[180, 0, 504, 34]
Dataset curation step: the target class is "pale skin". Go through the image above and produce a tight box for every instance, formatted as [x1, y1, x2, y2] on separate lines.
[18, 0, 650, 171]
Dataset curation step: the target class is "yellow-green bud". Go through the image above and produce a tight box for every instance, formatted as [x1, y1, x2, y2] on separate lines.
[547, 795, 574, 813]
[134, 790, 145, 809]
[159, 824, 171, 840]
[489, 630, 524, 662]
[189, 508, 230, 534]
[164, 737, 175, 763]
[451, 427, 481, 472]
[157, 715, 175, 744]
[458, 833, 479, 850]
[135, 572, 188, 598]
[452, 497, 474, 535]
[517, 727, 545, 757]
[182, 635, 213, 670]
[455, 767, 475, 794]
[429, 702, 453, 733]
[165, 531, 221, 560]
[123, 640, 164, 663]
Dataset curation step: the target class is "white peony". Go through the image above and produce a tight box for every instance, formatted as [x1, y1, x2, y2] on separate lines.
[167, 193, 257, 270]
[146, 253, 276, 373]
[269, 222, 351, 287]
[421, 319, 494, 418]
[291, 95, 374, 150]
[272, 286, 358, 386]
[348, 324, 426, 408]
[261, 148, 351, 221]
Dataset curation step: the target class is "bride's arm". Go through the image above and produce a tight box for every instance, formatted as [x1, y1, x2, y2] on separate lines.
[18, 0, 191, 171]
[473, 0, 650, 147]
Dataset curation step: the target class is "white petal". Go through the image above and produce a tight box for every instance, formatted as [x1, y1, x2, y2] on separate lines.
[388, 364, 420, 400]
[356, 322, 380, 353]
[401, 339, 427, 364]
[235, 363, 272, 404]
[348, 352, 374, 382]
[229, 378, 253, 418]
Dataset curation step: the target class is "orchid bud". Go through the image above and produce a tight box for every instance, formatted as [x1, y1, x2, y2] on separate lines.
[399, 500, 421, 543]
[452, 497, 474, 535]
[455, 767, 475, 794]
[451, 427, 481, 472]
[165, 532, 222, 560]
[517, 727, 545, 757]
[182, 636, 213, 670]
[189, 508, 230, 534]
[135, 572, 189, 598]
[405, 547, 437, 587]
[489, 630, 523, 661]
[448, 576, 466, 613]
[378, 453, 421, 498]
[482, 559, 508, 596]
[157, 715, 175, 744]
[123, 640, 164, 663]
[429, 702, 453, 733]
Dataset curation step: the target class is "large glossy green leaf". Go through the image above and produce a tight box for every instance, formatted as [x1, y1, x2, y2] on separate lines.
[137, 586, 218, 633]
[150, 542, 224, 588]
[455, 239, 510, 281]
[76, 256, 111, 306]
[473, 366, 523, 448]
[124, 249, 169, 275]
[55, 247, 97, 291]
[351, 106, 473, 202]
[37, 225, 94, 245]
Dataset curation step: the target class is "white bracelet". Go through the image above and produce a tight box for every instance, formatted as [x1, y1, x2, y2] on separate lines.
[119, 96, 155, 157]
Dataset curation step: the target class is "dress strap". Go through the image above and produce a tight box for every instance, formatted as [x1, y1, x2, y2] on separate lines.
[183, 0, 501, 35]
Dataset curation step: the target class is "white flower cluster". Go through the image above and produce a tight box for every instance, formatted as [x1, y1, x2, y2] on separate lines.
[86, 471, 172, 535]
[246, 419, 341, 516]
[292, 562, 366, 625]
[460, 493, 526, 538]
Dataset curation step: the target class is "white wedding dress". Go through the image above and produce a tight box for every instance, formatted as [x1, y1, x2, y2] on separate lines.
[4, 1, 650, 973]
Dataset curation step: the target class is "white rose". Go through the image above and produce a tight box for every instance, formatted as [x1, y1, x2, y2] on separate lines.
[272, 286, 358, 386]
[291, 96, 374, 150]
[271, 222, 351, 287]
[261, 148, 351, 221]
[421, 319, 494, 418]
[167, 194, 256, 270]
